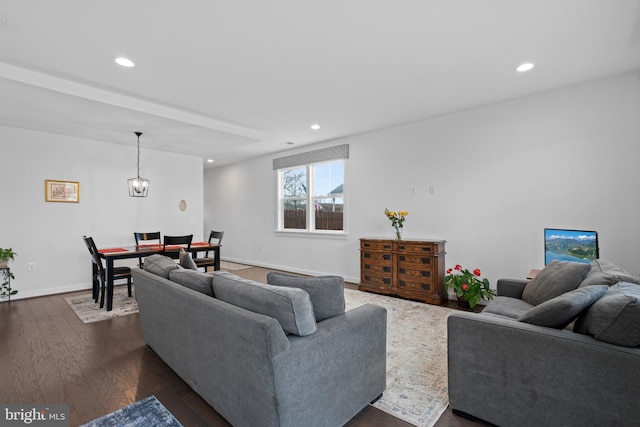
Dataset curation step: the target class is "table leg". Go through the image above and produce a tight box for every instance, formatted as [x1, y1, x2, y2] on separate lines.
[106, 258, 115, 311]
[214, 247, 221, 271]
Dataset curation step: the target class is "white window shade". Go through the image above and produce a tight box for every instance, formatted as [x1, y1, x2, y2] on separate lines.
[273, 144, 349, 170]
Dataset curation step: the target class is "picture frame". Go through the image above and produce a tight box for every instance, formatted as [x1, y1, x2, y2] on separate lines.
[45, 180, 80, 203]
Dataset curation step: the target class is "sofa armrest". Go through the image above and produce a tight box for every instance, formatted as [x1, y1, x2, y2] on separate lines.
[448, 311, 640, 427]
[273, 303, 387, 426]
[496, 278, 528, 298]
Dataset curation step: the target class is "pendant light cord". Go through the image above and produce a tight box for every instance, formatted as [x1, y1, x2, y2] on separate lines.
[135, 131, 143, 178]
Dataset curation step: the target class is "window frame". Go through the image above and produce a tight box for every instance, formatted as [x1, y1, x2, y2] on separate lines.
[277, 159, 346, 236]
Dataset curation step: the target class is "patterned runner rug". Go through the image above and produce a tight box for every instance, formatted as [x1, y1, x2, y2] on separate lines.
[80, 395, 182, 427]
[345, 288, 452, 427]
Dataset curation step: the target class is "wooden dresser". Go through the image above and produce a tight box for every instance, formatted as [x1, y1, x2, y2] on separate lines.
[359, 238, 447, 305]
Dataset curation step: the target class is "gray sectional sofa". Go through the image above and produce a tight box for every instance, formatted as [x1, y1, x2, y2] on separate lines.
[132, 256, 387, 427]
[448, 259, 640, 427]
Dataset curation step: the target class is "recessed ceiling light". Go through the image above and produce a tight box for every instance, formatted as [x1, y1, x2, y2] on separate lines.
[114, 57, 136, 68]
[207, 158, 214, 163]
[516, 62, 534, 72]
[310, 124, 320, 130]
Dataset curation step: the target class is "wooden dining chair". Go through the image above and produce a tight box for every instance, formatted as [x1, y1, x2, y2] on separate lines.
[134, 231, 161, 266]
[82, 236, 132, 308]
[163, 234, 193, 259]
[194, 230, 224, 272]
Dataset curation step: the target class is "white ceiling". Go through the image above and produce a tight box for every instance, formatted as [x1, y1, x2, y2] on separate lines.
[1, 1, 639, 168]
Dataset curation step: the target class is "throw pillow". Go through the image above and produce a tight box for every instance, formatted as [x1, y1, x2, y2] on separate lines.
[266, 272, 345, 321]
[579, 259, 640, 288]
[212, 272, 317, 336]
[179, 248, 198, 270]
[574, 282, 640, 347]
[143, 254, 179, 278]
[522, 260, 591, 306]
[169, 269, 214, 297]
[518, 285, 608, 329]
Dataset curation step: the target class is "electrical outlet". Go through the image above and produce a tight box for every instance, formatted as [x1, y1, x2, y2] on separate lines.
[28, 262, 36, 271]
[429, 185, 437, 195]
[410, 186, 418, 196]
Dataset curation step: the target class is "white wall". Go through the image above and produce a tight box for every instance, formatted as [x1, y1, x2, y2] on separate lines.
[205, 71, 640, 285]
[0, 126, 204, 299]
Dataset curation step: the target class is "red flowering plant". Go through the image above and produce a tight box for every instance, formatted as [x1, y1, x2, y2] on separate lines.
[444, 264, 496, 308]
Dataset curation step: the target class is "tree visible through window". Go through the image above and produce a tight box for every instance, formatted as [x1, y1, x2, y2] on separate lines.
[279, 160, 344, 232]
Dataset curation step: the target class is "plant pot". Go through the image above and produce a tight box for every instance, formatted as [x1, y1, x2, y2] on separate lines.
[456, 296, 471, 309]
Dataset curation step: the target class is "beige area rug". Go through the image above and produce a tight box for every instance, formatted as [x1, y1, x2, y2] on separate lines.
[65, 283, 452, 427]
[345, 288, 452, 427]
[64, 287, 138, 324]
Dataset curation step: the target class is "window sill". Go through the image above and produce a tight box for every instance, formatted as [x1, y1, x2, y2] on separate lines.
[275, 230, 348, 239]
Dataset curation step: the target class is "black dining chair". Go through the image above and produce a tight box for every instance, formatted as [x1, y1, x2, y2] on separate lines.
[194, 230, 224, 272]
[134, 231, 161, 266]
[82, 236, 132, 308]
[163, 235, 193, 259]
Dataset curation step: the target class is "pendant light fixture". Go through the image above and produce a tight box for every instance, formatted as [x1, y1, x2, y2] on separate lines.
[127, 131, 150, 197]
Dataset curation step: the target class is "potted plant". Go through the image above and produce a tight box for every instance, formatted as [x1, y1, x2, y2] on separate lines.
[0, 247, 18, 298]
[445, 264, 496, 308]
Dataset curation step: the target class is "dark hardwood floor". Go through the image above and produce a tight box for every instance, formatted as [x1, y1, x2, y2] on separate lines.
[0, 266, 489, 426]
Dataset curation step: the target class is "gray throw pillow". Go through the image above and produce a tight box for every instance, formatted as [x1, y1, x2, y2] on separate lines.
[169, 269, 214, 297]
[579, 259, 640, 288]
[143, 254, 179, 278]
[179, 248, 198, 270]
[266, 272, 345, 321]
[574, 282, 640, 347]
[522, 260, 591, 306]
[519, 285, 608, 329]
[212, 272, 317, 336]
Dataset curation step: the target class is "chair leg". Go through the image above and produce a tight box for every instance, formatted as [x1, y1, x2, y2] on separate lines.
[127, 277, 132, 297]
[99, 274, 106, 309]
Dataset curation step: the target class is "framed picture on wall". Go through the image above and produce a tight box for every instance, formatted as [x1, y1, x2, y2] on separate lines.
[45, 180, 80, 203]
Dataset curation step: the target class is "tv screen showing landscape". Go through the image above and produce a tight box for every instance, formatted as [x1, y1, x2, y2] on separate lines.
[545, 228, 599, 265]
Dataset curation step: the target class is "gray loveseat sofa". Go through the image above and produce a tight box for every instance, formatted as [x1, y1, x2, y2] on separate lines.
[448, 259, 640, 427]
[132, 256, 387, 427]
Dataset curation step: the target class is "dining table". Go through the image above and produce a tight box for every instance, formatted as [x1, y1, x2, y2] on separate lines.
[96, 241, 221, 311]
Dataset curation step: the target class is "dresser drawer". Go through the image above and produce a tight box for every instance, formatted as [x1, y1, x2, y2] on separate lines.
[361, 273, 393, 287]
[362, 262, 393, 275]
[361, 240, 394, 251]
[362, 251, 392, 263]
[398, 267, 433, 281]
[398, 254, 432, 266]
[397, 278, 432, 292]
[396, 242, 435, 254]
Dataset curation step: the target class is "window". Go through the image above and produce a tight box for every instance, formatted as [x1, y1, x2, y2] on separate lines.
[278, 159, 345, 233]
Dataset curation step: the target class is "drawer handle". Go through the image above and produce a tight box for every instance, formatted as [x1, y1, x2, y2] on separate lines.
[399, 245, 406, 250]
[383, 266, 391, 273]
[399, 280, 406, 287]
[364, 253, 370, 259]
[421, 284, 431, 290]
[399, 256, 405, 262]
[422, 247, 432, 252]
[421, 271, 431, 277]
[364, 243, 370, 248]
[383, 255, 391, 260]
[421, 258, 431, 264]
[383, 278, 391, 285]
[364, 264, 371, 270]
[399, 268, 405, 274]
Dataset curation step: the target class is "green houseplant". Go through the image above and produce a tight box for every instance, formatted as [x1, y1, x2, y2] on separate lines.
[445, 264, 495, 308]
[0, 247, 18, 298]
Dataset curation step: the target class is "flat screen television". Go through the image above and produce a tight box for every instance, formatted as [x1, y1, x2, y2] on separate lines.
[544, 228, 599, 265]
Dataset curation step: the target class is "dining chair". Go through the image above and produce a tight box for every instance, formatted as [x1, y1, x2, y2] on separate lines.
[134, 231, 161, 266]
[194, 230, 224, 272]
[82, 236, 132, 308]
[163, 234, 193, 259]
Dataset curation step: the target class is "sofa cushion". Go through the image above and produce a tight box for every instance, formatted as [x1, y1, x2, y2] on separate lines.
[179, 248, 198, 270]
[169, 268, 214, 297]
[518, 285, 608, 329]
[522, 260, 591, 306]
[266, 272, 345, 321]
[212, 272, 317, 336]
[482, 296, 534, 319]
[579, 259, 640, 288]
[574, 282, 640, 347]
[143, 254, 179, 278]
